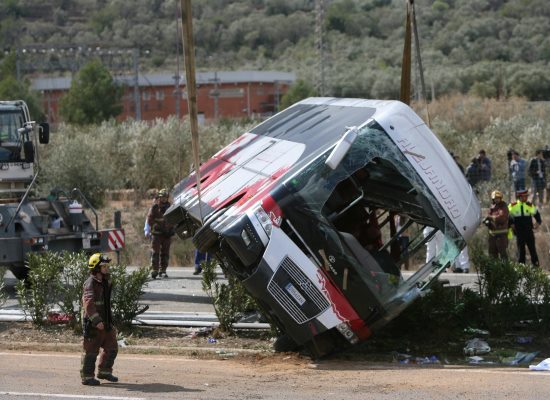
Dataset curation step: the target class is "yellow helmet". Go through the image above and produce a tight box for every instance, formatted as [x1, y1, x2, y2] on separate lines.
[88, 253, 111, 270]
[158, 188, 168, 198]
[490, 190, 503, 200]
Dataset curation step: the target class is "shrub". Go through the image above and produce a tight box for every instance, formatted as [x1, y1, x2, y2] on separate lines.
[109, 265, 150, 330]
[201, 259, 257, 333]
[0, 267, 7, 307]
[16, 252, 149, 332]
[472, 251, 550, 333]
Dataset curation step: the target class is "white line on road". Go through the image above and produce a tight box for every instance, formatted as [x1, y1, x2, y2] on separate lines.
[0, 392, 144, 400]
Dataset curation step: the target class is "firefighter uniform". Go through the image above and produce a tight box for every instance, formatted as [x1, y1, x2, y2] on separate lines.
[147, 189, 174, 278]
[486, 192, 509, 260]
[81, 254, 118, 385]
[508, 191, 542, 266]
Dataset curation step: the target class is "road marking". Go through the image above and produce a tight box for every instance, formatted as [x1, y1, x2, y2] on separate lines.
[0, 392, 144, 400]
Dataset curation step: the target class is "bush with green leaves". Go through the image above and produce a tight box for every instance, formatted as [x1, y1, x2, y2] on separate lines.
[16, 252, 149, 332]
[201, 259, 257, 333]
[109, 264, 150, 330]
[0, 267, 7, 307]
[16, 252, 76, 327]
[473, 251, 550, 333]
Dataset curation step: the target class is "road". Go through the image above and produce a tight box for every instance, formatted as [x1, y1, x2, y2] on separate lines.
[1, 351, 550, 400]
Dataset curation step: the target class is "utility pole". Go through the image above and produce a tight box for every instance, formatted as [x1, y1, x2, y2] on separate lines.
[174, 3, 182, 119]
[209, 71, 220, 120]
[315, 0, 325, 96]
[132, 48, 141, 121]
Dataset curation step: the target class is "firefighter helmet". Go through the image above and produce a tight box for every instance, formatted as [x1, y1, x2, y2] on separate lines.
[490, 190, 503, 200]
[158, 188, 168, 198]
[88, 253, 111, 270]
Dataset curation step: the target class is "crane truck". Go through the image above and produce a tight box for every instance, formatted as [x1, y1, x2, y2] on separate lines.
[0, 100, 125, 279]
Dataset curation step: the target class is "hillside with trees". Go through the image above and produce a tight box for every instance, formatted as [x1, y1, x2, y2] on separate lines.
[1, 0, 550, 101]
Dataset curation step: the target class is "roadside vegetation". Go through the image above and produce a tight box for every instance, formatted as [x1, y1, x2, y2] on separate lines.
[15, 252, 149, 332]
[2, 1, 550, 102]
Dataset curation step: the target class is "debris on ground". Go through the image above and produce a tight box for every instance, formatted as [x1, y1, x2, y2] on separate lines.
[463, 338, 491, 356]
[392, 352, 440, 365]
[463, 327, 489, 336]
[529, 358, 550, 371]
[501, 351, 538, 365]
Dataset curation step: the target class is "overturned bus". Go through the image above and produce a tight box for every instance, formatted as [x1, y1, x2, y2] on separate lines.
[165, 98, 481, 357]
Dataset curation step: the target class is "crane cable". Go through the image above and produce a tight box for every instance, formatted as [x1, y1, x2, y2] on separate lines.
[400, 0, 431, 128]
[180, 0, 204, 224]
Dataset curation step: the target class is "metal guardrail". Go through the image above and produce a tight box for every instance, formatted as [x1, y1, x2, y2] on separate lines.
[0, 309, 271, 329]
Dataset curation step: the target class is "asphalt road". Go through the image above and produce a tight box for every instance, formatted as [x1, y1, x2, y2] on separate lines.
[1, 351, 550, 400]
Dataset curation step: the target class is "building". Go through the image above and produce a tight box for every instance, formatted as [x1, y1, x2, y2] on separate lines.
[31, 70, 296, 125]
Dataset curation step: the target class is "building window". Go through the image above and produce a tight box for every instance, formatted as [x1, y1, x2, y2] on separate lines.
[157, 101, 163, 110]
[156, 90, 165, 100]
[142, 91, 151, 101]
[256, 87, 264, 95]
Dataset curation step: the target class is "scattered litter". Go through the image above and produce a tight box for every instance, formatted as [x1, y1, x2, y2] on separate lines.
[529, 358, 550, 371]
[215, 350, 236, 357]
[464, 338, 491, 356]
[283, 356, 291, 360]
[117, 338, 128, 348]
[190, 327, 212, 338]
[47, 312, 73, 324]
[467, 356, 496, 365]
[516, 336, 534, 344]
[464, 327, 489, 336]
[501, 351, 538, 366]
[391, 352, 439, 365]
[207, 337, 217, 343]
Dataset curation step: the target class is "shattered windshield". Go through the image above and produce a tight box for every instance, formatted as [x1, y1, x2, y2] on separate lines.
[281, 122, 462, 323]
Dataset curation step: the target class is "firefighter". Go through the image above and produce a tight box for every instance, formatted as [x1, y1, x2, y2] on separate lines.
[508, 189, 542, 266]
[484, 190, 509, 260]
[147, 188, 174, 278]
[81, 253, 118, 386]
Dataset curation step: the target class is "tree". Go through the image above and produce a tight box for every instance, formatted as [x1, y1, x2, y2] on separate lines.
[280, 80, 316, 110]
[0, 53, 44, 120]
[59, 59, 123, 125]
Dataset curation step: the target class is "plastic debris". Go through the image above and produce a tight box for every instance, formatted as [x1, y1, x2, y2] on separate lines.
[207, 337, 217, 343]
[516, 336, 534, 344]
[468, 356, 484, 364]
[46, 312, 74, 324]
[530, 358, 550, 371]
[391, 352, 439, 365]
[117, 338, 128, 348]
[501, 351, 538, 366]
[464, 338, 491, 356]
[464, 327, 489, 336]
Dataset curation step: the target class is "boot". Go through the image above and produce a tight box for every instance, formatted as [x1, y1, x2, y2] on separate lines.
[82, 377, 101, 386]
[97, 372, 119, 382]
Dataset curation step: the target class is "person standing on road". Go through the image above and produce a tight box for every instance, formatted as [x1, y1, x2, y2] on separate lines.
[81, 253, 118, 386]
[484, 190, 509, 260]
[193, 248, 212, 275]
[509, 189, 542, 266]
[147, 188, 175, 279]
